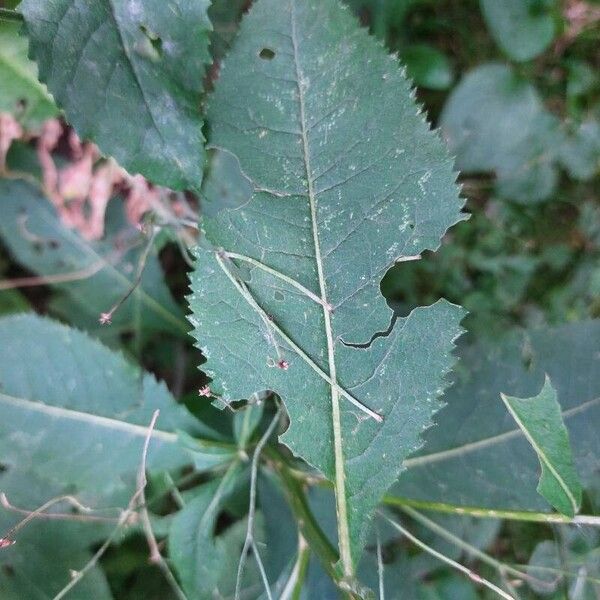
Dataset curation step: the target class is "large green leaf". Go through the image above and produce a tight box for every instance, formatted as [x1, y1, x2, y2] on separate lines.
[189, 0, 465, 572]
[19, 0, 211, 191]
[0, 21, 57, 126]
[480, 0, 557, 62]
[0, 313, 196, 501]
[501, 377, 583, 517]
[394, 320, 600, 512]
[0, 179, 187, 338]
[441, 63, 563, 204]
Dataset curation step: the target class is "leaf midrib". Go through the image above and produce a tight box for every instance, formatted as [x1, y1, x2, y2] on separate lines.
[289, 0, 353, 575]
[0, 390, 178, 443]
[501, 392, 579, 514]
[404, 395, 599, 469]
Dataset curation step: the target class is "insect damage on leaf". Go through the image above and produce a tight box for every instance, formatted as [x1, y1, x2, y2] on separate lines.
[188, 0, 466, 574]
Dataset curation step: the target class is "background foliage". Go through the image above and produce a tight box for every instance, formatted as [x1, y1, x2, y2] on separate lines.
[0, 0, 598, 598]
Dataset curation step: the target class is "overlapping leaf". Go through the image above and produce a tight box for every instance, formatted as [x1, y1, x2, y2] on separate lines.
[189, 0, 465, 569]
[0, 179, 187, 338]
[0, 21, 57, 126]
[394, 320, 600, 512]
[441, 64, 563, 204]
[0, 473, 113, 599]
[169, 465, 260, 599]
[20, 0, 211, 190]
[0, 313, 196, 501]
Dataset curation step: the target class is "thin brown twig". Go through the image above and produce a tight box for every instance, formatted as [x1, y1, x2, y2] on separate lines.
[0, 494, 114, 548]
[99, 226, 157, 324]
[137, 419, 187, 600]
[234, 407, 282, 600]
[51, 410, 160, 600]
[0, 493, 119, 525]
[0, 261, 106, 291]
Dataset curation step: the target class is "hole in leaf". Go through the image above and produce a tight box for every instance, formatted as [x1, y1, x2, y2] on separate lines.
[259, 47, 276, 60]
[135, 25, 163, 61]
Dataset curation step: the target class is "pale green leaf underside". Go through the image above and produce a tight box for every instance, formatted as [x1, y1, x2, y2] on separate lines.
[20, 0, 211, 190]
[501, 376, 582, 517]
[0, 314, 195, 501]
[189, 0, 465, 567]
[0, 21, 57, 126]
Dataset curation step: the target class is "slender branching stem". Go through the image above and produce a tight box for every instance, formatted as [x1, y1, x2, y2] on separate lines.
[234, 407, 282, 600]
[380, 512, 516, 600]
[279, 535, 310, 600]
[136, 417, 187, 600]
[0, 495, 116, 547]
[99, 227, 158, 324]
[399, 505, 554, 592]
[376, 527, 385, 600]
[51, 411, 160, 600]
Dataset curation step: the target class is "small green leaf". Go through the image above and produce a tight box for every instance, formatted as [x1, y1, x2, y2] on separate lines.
[19, 0, 211, 190]
[480, 0, 557, 62]
[566, 60, 599, 99]
[0, 21, 57, 126]
[401, 44, 453, 91]
[501, 376, 583, 517]
[0, 313, 196, 499]
[190, 0, 466, 572]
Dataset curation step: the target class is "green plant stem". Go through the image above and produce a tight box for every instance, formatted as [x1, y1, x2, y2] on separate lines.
[290, 537, 310, 600]
[235, 408, 281, 600]
[281, 469, 600, 526]
[265, 447, 362, 599]
[266, 448, 338, 574]
[383, 495, 600, 526]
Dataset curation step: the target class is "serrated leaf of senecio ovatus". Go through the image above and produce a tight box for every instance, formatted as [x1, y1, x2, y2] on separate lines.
[189, 0, 466, 573]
